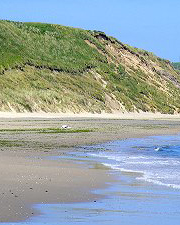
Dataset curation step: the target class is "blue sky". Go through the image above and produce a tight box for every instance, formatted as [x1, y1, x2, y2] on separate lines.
[0, 0, 179, 61]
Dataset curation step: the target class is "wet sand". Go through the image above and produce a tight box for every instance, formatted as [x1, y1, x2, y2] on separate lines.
[0, 152, 110, 222]
[1, 115, 180, 222]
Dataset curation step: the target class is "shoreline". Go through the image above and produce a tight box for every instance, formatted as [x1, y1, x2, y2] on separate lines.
[1, 116, 180, 222]
[0, 152, 111, 222]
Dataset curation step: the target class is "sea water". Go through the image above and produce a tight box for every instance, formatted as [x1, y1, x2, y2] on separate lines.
[1, 135, 180, 225]
[88, 135, 180, 190]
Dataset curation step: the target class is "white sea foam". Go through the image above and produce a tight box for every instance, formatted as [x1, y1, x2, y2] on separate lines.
[155, 147, 160, 151]
[103, 163, 143, 174]
[103, 162, 180, 190]
[89, 143, 180, 190]
[137, 176, 180, 189]
[126, 160, 180, 166]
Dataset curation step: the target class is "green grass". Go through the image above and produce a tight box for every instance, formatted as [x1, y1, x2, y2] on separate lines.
[172, 62, 180, 70]
[0, 140, 23, 147]
[0, 20, 106, 74]
[0, 128, 93, 133]
[39, 128, 93, 134]
[0, 20, 180, 114]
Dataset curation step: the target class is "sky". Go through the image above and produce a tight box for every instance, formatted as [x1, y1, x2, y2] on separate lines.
[0, 0, 179, 62]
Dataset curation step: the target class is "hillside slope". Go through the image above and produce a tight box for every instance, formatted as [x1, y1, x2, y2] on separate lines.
[173, 62, 180, 70]
[0, 20, 180, 114]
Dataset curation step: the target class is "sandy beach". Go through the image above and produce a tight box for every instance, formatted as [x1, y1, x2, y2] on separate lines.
[1, 112, 180, 222]
[0, 153, 110, 222]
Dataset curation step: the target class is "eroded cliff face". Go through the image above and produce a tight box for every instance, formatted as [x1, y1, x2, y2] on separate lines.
[83, 31, 180, 114]
[0, 21, 180, 114]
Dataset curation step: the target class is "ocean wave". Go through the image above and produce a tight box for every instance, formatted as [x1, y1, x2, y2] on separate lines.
[104, 163, 180, 190]
[103, 163, 143, 174]
[89, 135, 180, 190]
[126, 160, 180, 166]
[137, 176, 180, 190]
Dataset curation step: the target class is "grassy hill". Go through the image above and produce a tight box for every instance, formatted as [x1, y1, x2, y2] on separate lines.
[172, 62, 180, 70]
[0, 20, 180, 114]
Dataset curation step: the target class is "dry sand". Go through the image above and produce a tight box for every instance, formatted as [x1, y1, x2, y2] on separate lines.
[1, 111, 180, 120]
[1, 112, 180, 222]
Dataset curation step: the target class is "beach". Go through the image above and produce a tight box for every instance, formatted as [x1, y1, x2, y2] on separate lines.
[1, 113, 180, 223]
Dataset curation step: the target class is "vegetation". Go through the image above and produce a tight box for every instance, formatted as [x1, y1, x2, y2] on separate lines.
[172, 62, 180, 70]
[0, 140, 23, 147]
[0, 128, 93, 133]
[0, 20, 180, 114]
[0, 20, 106, 74]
